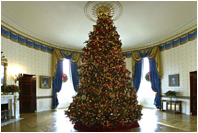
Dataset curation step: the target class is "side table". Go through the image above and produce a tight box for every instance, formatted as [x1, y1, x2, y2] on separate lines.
[161, 100, 182, 114]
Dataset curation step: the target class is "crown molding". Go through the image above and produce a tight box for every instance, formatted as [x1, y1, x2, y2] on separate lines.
[123, 17, 197, 52]
[1, 10, 196, 53]
[1, 12, 83, 52]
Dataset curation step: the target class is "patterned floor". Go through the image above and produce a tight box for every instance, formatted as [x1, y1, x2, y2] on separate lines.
[1, 108, 197, 132]
[1, 118, 24, 127]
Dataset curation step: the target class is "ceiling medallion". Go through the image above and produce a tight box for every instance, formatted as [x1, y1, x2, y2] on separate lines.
[84, 1, 123, 22]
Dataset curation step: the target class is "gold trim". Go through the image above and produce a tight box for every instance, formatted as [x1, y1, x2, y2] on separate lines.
[188, 35, 197, 41]
[1, 33, 10, 39]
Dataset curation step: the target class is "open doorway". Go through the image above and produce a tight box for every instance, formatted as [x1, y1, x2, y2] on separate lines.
[137, 57, 155, 108]
[57, 59, 76, 109]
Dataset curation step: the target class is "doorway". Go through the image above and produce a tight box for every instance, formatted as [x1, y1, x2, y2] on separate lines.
[57, 59, 76, 109]
[19, 74, 36, 113]
[190, 71, 197, 115]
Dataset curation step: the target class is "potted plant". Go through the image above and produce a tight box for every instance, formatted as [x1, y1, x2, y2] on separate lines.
[164, 90, 176, 100]
[5, 85, 21, 95]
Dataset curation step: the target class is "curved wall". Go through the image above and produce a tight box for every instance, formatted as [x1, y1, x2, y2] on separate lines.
[1, 36, 197, 114]
[160, 38, 197, 115]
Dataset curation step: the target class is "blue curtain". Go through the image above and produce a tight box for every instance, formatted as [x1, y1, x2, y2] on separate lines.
[132, 58, 143, 91]
[52, 59, 64, 109]
[149, 57, 161, 109]
[71, 61, 79, 92]
[52, 50, 80, 109]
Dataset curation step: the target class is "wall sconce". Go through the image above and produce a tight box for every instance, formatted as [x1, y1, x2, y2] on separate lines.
[14, 73, 23, 83]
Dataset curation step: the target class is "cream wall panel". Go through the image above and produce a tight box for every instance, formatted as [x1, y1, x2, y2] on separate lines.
[1, 37, 53, 112]
[161, 39, 197, 115]
[37, 98, 52, 112]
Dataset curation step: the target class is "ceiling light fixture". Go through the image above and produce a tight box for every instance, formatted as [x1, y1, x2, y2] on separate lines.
[84, 1, 123, 22]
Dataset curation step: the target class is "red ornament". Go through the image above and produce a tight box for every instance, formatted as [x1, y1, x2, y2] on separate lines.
[96, 28, 102, 33]
[92, 45, 96, 50]
[145, 72, 150, 82]
[62, 73, 68, 83]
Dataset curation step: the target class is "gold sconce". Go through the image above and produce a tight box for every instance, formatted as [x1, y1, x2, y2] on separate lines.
[14, 73, 23, 83]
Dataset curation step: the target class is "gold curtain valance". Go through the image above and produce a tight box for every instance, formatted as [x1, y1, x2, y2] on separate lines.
[131, 46, 161, 83]
[52, 48, 81, 78]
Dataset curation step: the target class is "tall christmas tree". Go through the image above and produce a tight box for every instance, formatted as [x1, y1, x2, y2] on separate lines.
[65, 14, 142, 131]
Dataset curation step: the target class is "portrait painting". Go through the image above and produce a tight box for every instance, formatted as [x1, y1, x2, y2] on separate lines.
[40, 76, 51, 89]
[169, 74, 179, 86]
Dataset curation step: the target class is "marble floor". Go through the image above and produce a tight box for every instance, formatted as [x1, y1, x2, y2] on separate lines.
[1, 108, 197, 132]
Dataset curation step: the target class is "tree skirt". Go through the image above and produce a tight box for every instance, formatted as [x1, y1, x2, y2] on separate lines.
[74, 122, 139, 132]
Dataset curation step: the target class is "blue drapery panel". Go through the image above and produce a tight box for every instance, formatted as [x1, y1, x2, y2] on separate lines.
[132, 47, 161, 109]
[1, 26, 53, 53]
[52, 58, 64, 109]
[124, 52, 132, 57]
[159, 29, 197, 51]
[132, 58, 143, 90]
[52, 49, 81, 109]
[149, 57, 161, 109]
[71, 62, 79, 92]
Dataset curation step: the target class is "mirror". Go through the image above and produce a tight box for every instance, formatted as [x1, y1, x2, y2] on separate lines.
[1, 53, 8, 94]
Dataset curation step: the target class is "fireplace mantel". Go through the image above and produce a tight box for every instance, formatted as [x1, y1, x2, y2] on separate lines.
[1, 94, 20, 119]
[1, 95, 14, 104]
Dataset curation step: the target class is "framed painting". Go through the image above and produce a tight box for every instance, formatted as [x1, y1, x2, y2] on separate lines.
[40, 76, 51, 89]
[169, 74, 179, 86]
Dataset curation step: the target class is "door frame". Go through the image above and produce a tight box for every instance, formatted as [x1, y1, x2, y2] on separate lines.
[190, 71, 197, 115]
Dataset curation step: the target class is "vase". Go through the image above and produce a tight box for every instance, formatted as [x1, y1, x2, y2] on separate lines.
[13, 92, 19, 96]
[169, 96, 172, 101]
[7, 92, 12, 95]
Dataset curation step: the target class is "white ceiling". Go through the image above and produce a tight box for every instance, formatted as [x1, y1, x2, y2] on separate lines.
[1, 1, 197, 52]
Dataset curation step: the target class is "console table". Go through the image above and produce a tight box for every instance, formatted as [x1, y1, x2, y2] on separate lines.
[161, 100, 182, 114]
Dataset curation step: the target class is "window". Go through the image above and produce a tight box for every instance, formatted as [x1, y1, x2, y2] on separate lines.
[137, 57, 155, 108]
[57, 59, 76, 109]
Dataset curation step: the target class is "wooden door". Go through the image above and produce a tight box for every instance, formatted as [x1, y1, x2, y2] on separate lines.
[190, 71, 197, 116]
[19, 74, 36, 113]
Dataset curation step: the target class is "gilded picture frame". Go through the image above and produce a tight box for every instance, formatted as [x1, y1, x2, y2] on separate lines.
[169, 74, 179, 86]
[40, 76, 51, 89]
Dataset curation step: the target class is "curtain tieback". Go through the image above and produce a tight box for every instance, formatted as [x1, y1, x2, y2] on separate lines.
[155, 92, 158, 97]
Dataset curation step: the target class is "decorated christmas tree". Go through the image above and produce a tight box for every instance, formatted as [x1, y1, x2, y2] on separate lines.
[65, 14, 142, 131]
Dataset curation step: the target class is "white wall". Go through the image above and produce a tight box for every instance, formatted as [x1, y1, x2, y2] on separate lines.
[1, 37, 53, 112]
[160, 39, 197, 115]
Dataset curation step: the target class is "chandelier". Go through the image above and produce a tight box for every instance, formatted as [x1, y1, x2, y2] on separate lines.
[84, 1, 123, 22]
